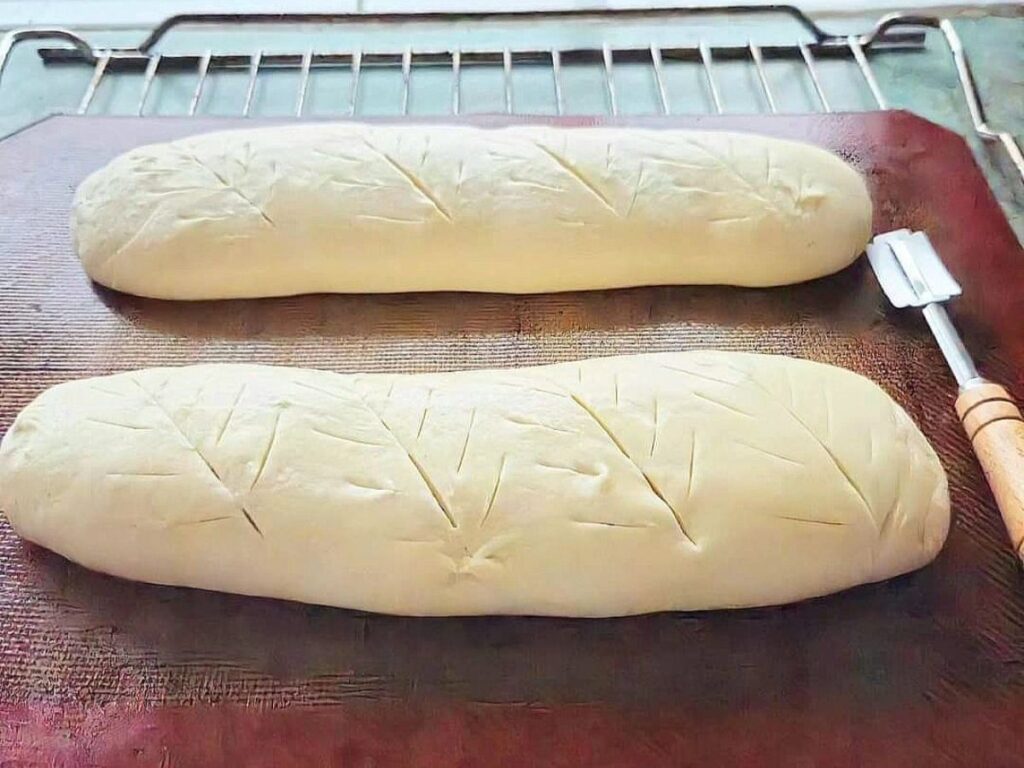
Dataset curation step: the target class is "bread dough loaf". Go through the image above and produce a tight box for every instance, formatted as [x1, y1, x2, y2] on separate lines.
[0, 353, 948, 616]
[72, 124, 872, 299]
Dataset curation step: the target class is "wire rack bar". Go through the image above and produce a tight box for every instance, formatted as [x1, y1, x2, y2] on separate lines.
[649, 44, 670, 115]
[296, 48, 313, 116]
[847, 35, 886, 109]
[242, 50, 262, 117]
[188, 49, 211, 117]
[137, 53, 161, 116]
[75, 49, 109, 115]
[699, 42, 722, 114]
[748, 42, 777, 114]
[503, 47, 513, 115]
[451, 48, 462, 116]
[602, 43, 618, 117]
[551, 49, 564, 116]
[400, 45, 412, 116]
[798, 42, 831, 113]
[348, 47, 362, 117]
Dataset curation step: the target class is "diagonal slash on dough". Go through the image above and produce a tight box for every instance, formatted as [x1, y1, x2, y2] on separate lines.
[362, 140, 453, 222]
[564, 389, 697, 547]
[531, 141, 619, 216]
[677, 138, 786, 216]
[678, 364, 879, 534]
[178, 148, 275, 227]
[340, 383, 458, 529]
[130, 378, 264, 537]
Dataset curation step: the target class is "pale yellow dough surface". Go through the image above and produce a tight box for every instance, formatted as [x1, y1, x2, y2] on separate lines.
[72, 124, 873, 299]
[0, 353, 948, 616]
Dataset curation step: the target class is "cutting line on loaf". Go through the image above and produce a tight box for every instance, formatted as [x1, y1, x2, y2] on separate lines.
[531, 141, 618, 215]
[625, 162, 645, 217]
[574, 520, 652, 530]
[878, 469, 902, 538]
[456, 408, 476, 475]
[734, 441, 804, 467]
[536, 461, 603, 478]
[309, 146, 364, 164]
[506, 177, 565, 194]
[84, 417, 151, 431]
[650, 396, 660, 457]
[775, 515, 846, 527]
[480, 454, 509, 528]
[665, 360, 878, 533]
[415, 390, 434, 442]
[178, 148, 275, 227]
[131, 378, 265, 538]
[88, 384, 123, 397]
[309, 425, 386, 448]
[293, 379, 348, 402]
[249, 408, 283, 491]
[680, 139, 784, 215]
[502, 414, 575, 435]
[686, 432, 698, 501]
[690, 390, 756, 419]
[343, 383, 458, 529]
[214, 384, 246, 445]
[746, 374, 879, 534]
[170, 515, 236, 527]
[660, 363, 740, 388]
[361, 140, 453, 223]
[356, 214, 425, 225]
[566, 390, 697, 546]
[94, 204, 165, 276]
[105, 471, 181, 478]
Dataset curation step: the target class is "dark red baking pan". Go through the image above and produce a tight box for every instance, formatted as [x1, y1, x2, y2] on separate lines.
[0, 112, 1022, 766]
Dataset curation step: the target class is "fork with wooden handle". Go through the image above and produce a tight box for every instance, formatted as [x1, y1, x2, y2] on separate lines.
[868, 229, 1024, 562]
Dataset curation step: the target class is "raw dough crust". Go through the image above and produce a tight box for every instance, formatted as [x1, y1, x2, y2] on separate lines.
[72, 124, 873, 299]
[0, 353, 948, 616]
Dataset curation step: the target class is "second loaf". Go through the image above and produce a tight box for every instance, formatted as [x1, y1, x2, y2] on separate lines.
[73, 124, 873, 299]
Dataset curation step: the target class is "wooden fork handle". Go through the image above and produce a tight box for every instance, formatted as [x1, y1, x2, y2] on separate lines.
[956, 382, 1024, 562]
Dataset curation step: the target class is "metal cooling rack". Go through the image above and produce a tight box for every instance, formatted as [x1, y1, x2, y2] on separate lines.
[0, 6, 1021, 183]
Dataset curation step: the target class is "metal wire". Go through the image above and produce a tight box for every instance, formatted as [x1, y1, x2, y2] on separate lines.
[242, 50, 262, 117]
[748, 42, 777, 114]
[188, 49, 211, 116]
[649, 44, 670, 115]
[699, 42, 723, 114]
[503, 47, 513, 115]
[400, 45, 412, 116]
[296, 48, 313, 117]
[348, 47, 362, 117]
[847, 35, 886, 109]
[551, 49, 564, 116]
[602, 43, 618, 117]
[799, 42, 831, 112]
[137, 53, 161, 116]
[939, 18, 1024, 181]
[76, 50, 109, 115]
[451, 48, 461, 116]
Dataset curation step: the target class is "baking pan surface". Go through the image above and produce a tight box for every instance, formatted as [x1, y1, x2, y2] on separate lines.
[0, 112, 1022, 766]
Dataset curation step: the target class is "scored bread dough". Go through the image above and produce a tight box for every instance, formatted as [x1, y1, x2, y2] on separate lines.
[0, 352, 948, 616]
[72, 124, 873, 299]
